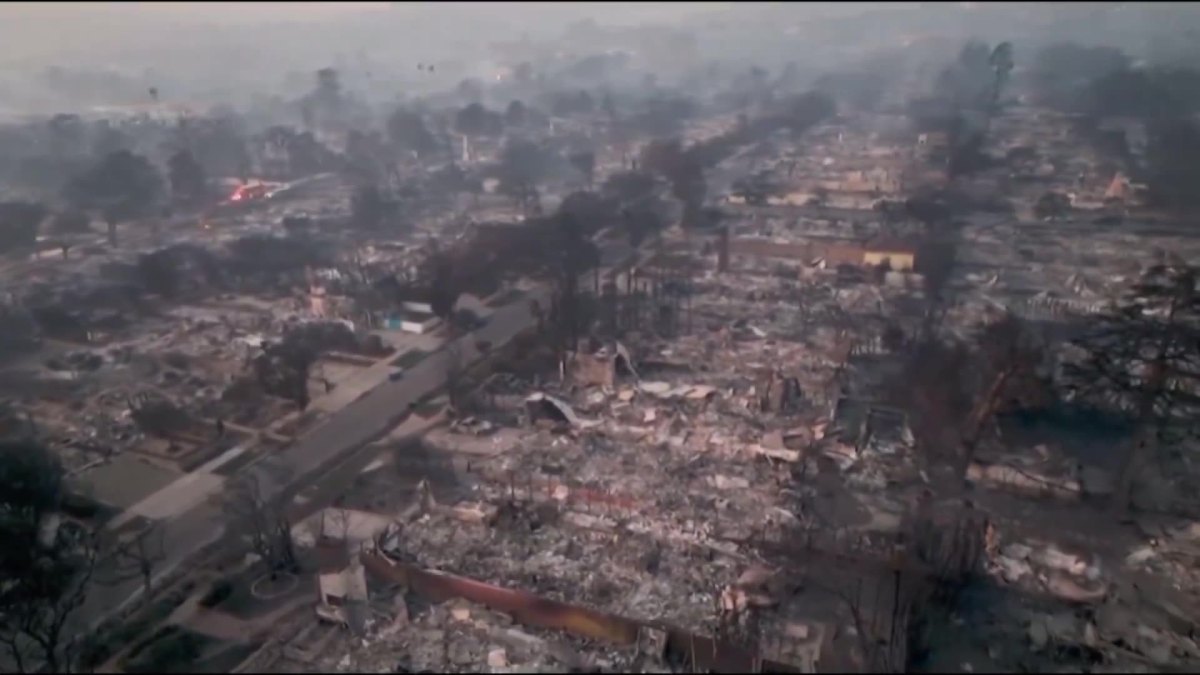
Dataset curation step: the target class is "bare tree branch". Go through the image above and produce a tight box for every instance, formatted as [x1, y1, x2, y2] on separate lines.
[220, 472, 298, 575]
[1065, 263, 1200, 515]
[96, 524, 166, 608]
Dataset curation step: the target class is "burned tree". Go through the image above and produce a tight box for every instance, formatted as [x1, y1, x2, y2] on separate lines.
[1028, 42, 1131, 111]
[1034, 191, 1071, 221]
[543, 212, 601, 364]
[46, 210, 90, 236]
[350, 185, 400, 231]
[428, 162, 482, 203]
[254, 126, 336, 179]
[602, 170, 658, 207]
[1145, 118, 1200, 212]
[63, 150, 164, 247]
[641, 138, 706, 229]
[912, 41, 1014, 179]
[0, 202, 48, 255]
[821, 571, 918, 673]
[427, 250, 460, 321]
[386, 107, 438, 159]
[0, 305, 39, 365]
[987, 42, 1014, 113]
[567, 149, 596, 187]
[888, 314, 1045, 481]
[888, 338, 972, 467]
[504, 100, 528, 128]
[496, 139, 553, 218]
[916, 237, 958, 324]
[254, 339, 316, 411]
[776, 91, 838, 134]
[136, 243, 222, 300]
[167, 149, 209, 207]
[226, 234, 328, 283]
[905, 191, 952, 229]
[556, 190, 618, 238]
[444, 340, 466, 413]
[343, 130, 389, 187]
[602, 170, 668, 245]
[1065, 263, 1200, 516]
[904, 191, 960, 327]
[128, 392, 192, 438]
[0, 441, 98, 673]
[98, 524, 166, 609]
[455, 103, 503, 139]
[183, 114, 253, 180]
[955, 315, 1048, 474]
[220, 472, 298, 577]
[550, 90, 596, 117]
[254, 321, 361, 412]
[935, 41, 998, 113]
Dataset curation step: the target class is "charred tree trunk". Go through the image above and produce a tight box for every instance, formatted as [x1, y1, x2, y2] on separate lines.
[717, 226, 730, 273]
[958, 366, 1017, 480]
[1115, 359, 1166, 517]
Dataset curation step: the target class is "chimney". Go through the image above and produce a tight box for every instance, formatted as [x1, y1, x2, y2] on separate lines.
[461, 135, 470, 163]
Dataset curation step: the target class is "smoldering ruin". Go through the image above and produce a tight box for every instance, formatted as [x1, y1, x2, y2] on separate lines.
[3, 3, 1200, 674]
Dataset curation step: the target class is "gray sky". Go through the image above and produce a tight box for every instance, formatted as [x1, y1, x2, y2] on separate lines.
[4, 2, 1194, 117]
[0, 2, 732, 68]
[0, 2, 387, 62]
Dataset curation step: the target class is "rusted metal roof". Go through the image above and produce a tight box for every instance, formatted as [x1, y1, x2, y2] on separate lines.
[361, 551, 800, 673]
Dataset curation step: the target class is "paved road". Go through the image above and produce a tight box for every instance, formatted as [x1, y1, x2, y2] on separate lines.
[78, 284, 550, 634]
[244, 284, 549, 500]
[75, 179, 658, 642]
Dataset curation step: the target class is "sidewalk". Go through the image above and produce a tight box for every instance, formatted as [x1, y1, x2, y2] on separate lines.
[106, 443, 250, 531]
[78, 285, 547, 635]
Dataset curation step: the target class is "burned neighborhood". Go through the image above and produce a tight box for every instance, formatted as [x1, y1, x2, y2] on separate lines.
[2, 2, 1200, 674]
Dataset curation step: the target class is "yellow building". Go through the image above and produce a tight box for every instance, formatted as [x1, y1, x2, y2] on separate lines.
[863, 237, 917, 271]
